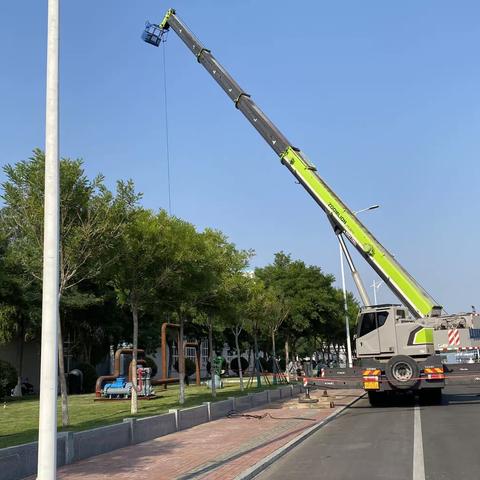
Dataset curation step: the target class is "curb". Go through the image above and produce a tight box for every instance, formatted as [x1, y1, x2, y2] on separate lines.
[234, 392, 366, 480]
[0, 385, 300, 480]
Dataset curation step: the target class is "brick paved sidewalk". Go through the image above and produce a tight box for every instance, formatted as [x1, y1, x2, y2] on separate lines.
[46, 389, 363, 480]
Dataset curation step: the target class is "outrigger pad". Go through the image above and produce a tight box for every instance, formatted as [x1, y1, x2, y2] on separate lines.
[142, 22, 162, 47]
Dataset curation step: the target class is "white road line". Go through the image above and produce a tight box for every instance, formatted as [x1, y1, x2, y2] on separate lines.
[413, 404, 426, 480]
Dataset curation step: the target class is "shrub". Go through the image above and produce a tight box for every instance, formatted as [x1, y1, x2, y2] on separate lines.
[0, 360, 17, 398]
[229, 356, 249, 374]
[206, 357, 227, 375]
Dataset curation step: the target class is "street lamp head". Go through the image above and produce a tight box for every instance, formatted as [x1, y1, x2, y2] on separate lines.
[354, 204, 381, 215]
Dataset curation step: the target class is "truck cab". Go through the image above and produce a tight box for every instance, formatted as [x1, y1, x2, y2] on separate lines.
[356, 305, 434, 360]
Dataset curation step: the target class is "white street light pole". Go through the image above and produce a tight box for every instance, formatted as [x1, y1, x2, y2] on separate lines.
[339, 204, 380, 369]
[339, 242, 353, 368]
[372, 279, 384, 305]
[37, 1, 60, 479]
[354, 204, 380, 215]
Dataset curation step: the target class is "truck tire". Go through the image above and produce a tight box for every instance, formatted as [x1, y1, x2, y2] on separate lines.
[385, 355, 419, 390]
[367, 391, 386, 407]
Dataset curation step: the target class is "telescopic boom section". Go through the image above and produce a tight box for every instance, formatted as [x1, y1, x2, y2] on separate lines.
[148, 9, 441, 319]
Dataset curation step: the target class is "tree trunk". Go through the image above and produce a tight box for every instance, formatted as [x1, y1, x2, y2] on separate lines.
[57, 317, 69, 426]
[334, 343, 341, 363]
[13, 320, 25, 397]
[130, 302, 139, 415]
[86, 343, 92, 365]
[308, 337, 316, 376]
[208, 323, 216, 398]
[178, 316, 185, 405]
[247, 344, 252, 374]
[271, 330, 277, 385]
[291, 337, 298, 361]
[285, 337, 290, 382]
[234, 326, 244, 391]
[253, 331, 261, 388]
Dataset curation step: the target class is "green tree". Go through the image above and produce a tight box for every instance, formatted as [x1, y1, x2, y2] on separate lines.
[244, 278, 271, 387]
[260, 287, 290, 383]
[256, 252, 341, 373]
[111, 209, 180, 414]
[221, 273, 253, 391]
[165, 229, 236, 402]
[197, 255, 252, 396]
[0, 234, 41, 395]
[1, 149, 139, 425]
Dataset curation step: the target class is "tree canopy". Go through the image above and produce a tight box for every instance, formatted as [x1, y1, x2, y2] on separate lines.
[0, 150, 360, 405]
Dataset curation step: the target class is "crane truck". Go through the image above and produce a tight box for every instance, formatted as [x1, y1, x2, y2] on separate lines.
[141, 9, 480, 405]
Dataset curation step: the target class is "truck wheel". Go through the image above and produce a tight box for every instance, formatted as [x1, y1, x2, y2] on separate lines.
[367, 391, 385, 407]
[385, 355, 420, 390]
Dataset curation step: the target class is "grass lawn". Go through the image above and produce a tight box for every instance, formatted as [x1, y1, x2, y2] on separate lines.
[0, 378, 287, 449]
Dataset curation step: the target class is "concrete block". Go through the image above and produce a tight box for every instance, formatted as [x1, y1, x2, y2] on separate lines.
[291, 384, 301, 395]
[169, 408, 179, 431]
[234, 394, 253, 411]
[56, 434, 66, 466]
[279, 386, 292, 398]
[203, 401, 212, 420]
[59, 431, 74, 465]
[268, 388, 281, 402]
[0, 454, 20, 478]
[250, 391, 268, 406]
[177, 405, 209, 430]
[132, 413, 177, 444]
[207, 398, 235, 421]
[0, 434, 67, 480]
[73, 422, 130, 461]
[0, 442, 37, 480]
[123, 417, 135, 444]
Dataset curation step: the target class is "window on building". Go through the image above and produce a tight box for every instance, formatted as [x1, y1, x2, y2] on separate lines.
[185, 346, 196, 360]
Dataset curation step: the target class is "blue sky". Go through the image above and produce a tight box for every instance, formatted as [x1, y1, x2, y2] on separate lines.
[1, 1, 479, 313]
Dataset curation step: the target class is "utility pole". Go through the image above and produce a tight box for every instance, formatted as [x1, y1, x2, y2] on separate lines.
[339, 242, 353, 368]
[372, 279, 384, 305]
[338, 204, 380, 368]
[37, 1, 60, 479]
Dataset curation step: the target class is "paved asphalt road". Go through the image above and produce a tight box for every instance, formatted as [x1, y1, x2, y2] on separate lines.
[256, 385, 480, 480]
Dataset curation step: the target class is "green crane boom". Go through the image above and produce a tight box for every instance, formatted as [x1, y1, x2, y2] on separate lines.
[143, 9, 442, 319]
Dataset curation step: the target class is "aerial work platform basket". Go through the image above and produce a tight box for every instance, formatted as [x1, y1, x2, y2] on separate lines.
[142, 22, 163, 47]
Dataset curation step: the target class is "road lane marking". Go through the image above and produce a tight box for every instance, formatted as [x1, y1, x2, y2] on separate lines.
[413, 404, 425, 480]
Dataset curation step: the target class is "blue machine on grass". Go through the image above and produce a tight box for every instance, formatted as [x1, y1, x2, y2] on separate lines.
[102, 368, 154, 399]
